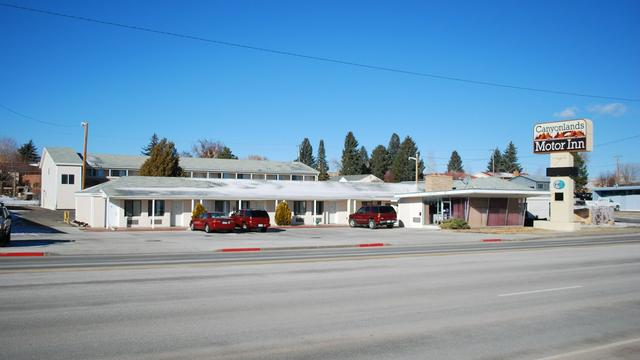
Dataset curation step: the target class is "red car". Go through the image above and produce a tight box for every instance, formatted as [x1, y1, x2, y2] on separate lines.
[230, 209, 270, 232]
[190, 212, 235, 233]
[349, 205, 397, 229]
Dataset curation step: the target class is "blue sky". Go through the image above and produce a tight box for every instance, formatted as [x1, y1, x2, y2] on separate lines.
[1, 0, 639, 176]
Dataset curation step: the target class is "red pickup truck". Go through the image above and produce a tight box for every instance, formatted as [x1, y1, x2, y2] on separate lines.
[348, 205, 397, 229]
[230, 209, 271, 232]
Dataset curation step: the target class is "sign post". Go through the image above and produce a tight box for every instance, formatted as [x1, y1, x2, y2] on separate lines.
[532, 119, 593, 231]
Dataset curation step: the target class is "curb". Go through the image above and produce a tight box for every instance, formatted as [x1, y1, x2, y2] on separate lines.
[0, 252, 46, 257]
[218, 243, 388, 252]
[481, 239, 503, 242]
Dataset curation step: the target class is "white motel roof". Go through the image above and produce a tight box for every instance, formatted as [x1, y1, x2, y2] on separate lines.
[77, 176, 420, 201]
[395, 177, 548, 199]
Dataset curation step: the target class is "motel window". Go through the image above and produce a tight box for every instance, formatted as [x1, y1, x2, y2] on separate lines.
[279, 174, 292, 181]
[237, 173, 251, 179]
[292, 175, 304, 181]
[253, 174, 266, 180]
[61, 174, 75, 185]
[222, 173, 234, 179]
[110, 169, 127, 177]
[192, 172, 207, 178]
[124, 200, 142, 217]
[537, 183, 544, 189]
[128, 170, 140, 176]
[214, 201, 225, 213]
[293, 201, 306, 215]
[304, 176, 316, 181]
[147, 200, 165, 217]
[266, 175, 278, 180]
[209, 172, 222, 179]
[316, 201, 324, 214]
[87, 168, 105, 177]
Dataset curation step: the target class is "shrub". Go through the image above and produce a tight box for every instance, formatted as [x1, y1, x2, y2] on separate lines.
[275, 201, 292, 226]
[440, 218, 470, 230]
[192, 203, 206, 218]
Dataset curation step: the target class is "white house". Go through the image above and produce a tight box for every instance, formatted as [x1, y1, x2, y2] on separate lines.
[40, 147, 319, 210]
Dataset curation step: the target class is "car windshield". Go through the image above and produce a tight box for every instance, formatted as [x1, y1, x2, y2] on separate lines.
[210, 212, 227, 218]
[248, 210, 269, 218]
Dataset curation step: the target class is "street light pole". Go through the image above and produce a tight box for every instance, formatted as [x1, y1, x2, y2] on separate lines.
[81, 121, 89, 190]
[408, 152, 420, 186]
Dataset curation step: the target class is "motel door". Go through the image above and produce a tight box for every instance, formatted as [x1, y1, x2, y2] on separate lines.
[442, 200, 452, 220]
[170, 201, 183, 227]
[328, 202, 337, 224]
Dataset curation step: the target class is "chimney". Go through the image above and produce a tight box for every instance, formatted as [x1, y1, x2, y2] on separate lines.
[424, 174, 453, 192]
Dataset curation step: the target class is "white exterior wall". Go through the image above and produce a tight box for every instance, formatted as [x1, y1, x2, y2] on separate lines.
[40, 153, 59, 210]
[397, 197, 424, 228]
[75, 196, 92, 224]
[56, 165, 82, 209]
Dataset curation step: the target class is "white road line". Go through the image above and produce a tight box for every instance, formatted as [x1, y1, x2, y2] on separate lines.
[498, 285, 583, 297]
[534, 337, 640, 360]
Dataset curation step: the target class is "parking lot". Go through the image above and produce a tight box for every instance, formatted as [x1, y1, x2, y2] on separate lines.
[2, 206, 639, 256]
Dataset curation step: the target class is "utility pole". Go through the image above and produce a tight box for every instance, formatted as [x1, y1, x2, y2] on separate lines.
[81, 121, 89, 190]
[409, 152, 420, 186]
[614, 155, 622, 185]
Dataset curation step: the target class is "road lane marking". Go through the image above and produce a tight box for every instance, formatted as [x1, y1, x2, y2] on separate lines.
[534, 337, 640, 360]
[498, 285, 583, 297]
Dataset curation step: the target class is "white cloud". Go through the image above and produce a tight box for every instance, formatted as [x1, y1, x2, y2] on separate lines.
[553, 106, 577, 118]
[587, 103, 627, 117]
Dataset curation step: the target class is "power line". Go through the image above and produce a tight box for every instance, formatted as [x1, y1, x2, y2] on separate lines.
[0, 103, 75, 128]
[596, 134, 640, 147]
[2, 2, 639, 102]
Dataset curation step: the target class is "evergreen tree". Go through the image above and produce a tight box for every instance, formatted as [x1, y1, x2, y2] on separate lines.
[487, 147, 503, 172]
[17, 139, 39, 163]
[316, 140, 330, 181]
[447, 150, 464, 173]
[141, 133, 160, 156]
[358, 146, 370, 174]
[340, 131, 361, 175]
[218, 147, 238, 159]
[370, 145, 389, 180]
[139, 138, 183, 177]
[390, 136, 424, 182]
[296, 138, 315, 167]
[572, 153, 589, 195]
[387, 133, 401, 166]
[501, 141, 523, 173]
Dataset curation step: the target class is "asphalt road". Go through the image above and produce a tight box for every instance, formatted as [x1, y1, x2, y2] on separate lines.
[1, 237, 639, 359]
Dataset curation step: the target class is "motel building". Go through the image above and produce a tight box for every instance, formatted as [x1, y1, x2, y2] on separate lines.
[395, 175, 545, 228]
[73, 174, 545, 229]
[40, 147, 319, 210]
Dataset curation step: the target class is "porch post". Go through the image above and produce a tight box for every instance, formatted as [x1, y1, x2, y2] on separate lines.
[191, 199, 195, 212]
[239, 200, 242, 210]
[105, 196, 109, 229]
[313, 200, 317, 226]
[151, 199, 156, 229]
[505, 198, 510, 226]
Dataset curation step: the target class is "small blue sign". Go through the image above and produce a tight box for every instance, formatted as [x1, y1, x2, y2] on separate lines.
[553, 180, 566, 190]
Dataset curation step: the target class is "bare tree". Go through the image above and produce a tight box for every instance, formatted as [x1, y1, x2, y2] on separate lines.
[620, 163, 640, 184]
[192, 139, 227, 158]
[595, 171, 617, 187]
[246, 155, 268, 160]
[0, 137, 19, 163]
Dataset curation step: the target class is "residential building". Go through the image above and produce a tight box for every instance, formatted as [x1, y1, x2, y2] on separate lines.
[510, 175, 550, 191]
[40, 147, 319, 210]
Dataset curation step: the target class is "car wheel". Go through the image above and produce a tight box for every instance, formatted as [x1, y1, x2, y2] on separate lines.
[190, 222, 195, 231]
[242, 223, 248, 232]
[349, 219, 356, 228]
[368, 219, 376, 229]
[205, 224, 211, 233]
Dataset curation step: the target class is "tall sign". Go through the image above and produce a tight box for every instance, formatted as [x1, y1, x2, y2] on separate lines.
[533, 118, 593, 232]
[533, 119, 593, 154]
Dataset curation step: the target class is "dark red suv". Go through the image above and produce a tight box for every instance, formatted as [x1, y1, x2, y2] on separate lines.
[230, 209, 271, 232]
[349, 205, 397, 229]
